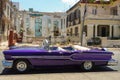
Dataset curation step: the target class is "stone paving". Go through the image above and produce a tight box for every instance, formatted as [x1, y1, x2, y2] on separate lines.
[0, 71, 120, 80]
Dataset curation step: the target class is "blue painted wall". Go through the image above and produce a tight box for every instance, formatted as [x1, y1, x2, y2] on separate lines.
[35, 18, 42, 37]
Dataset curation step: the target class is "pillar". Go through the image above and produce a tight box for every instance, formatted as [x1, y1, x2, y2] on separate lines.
[95, 24, 98, 37]
[109, 25, 112, 38]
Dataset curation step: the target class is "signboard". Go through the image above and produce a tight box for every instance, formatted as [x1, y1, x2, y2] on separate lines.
[30, 14, 43, 17]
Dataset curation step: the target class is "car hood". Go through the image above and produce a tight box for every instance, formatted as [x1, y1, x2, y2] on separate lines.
[9, 46, 41, 50]
[3, 46, 46, 53]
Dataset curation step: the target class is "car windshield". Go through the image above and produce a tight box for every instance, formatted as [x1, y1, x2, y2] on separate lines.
[49, 47, 58, 50]
[62, 46, 75, 51]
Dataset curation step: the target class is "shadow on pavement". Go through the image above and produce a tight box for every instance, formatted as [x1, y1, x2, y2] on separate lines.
[0, 66, 118, 75]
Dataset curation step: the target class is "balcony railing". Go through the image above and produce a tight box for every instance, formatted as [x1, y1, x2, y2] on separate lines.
[86, 14, 120, 20]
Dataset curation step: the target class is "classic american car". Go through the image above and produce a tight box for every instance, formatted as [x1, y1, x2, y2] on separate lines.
[2, 40, 118, 73]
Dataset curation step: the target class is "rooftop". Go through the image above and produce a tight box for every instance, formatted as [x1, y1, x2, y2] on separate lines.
[66, 0, 117, 13]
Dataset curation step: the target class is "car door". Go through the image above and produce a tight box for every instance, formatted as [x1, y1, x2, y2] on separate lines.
[41, 50, 68, 66]
[61, 51, 82, 65]
[31, 50, 68, 66]
[37, 50, 76, 66]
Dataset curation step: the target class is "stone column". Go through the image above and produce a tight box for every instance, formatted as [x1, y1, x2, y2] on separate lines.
[87, 24, 93, 39]
[82, 32, 87, 47]
[109, 25, 112, 38]
[95, 24, 98, 37]
[114, 25, 119, 37]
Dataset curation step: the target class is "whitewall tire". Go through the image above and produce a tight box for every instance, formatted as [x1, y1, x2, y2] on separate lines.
[81, 61, 93, 71]
[13, 60, 30, 73]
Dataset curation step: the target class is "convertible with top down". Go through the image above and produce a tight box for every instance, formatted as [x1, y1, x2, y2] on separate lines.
[2, 40, 118, 73]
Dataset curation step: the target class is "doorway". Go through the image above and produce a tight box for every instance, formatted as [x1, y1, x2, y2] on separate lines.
[97, 25, 109, 37]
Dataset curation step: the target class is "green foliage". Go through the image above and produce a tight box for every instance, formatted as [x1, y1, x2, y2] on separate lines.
[87, 37, 101, 46]
[88, 0, 96, 3]
[100, 0, 104, 4]
[110, 0, 113, 3]
[19, 28, 25, 34]
[100, 0, 113, 3]
[110, 0, 114, 4]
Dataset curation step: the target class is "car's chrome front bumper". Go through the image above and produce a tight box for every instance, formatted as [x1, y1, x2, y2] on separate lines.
[2, 60, 13, 68]
[107, 59, 118, 66]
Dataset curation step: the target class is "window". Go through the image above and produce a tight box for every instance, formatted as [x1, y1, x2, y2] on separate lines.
[77, 10, 81, 24]
[70, 28, 73, 36]
[67, 30, 69, 36]
[7, 6, 9, 16]
[13, 5, 16, 8]
[77, 9, 80, 18]
[63, 19, 65, 28]
[75, 27, 78, 36]
[93, 25, 95, 37]
[71, 13, 74, 21]
[61, 19, 63, 29]
[54, 21, 59, 36]
[84, 25, 87, 36]
[26, 18, 29, 23]
[92, 9, 97, 15]
[74, 10, 77, 19]
[66, 16, 68, 27]
[69, 13, 71, 21]
[64, 19, 65, 25]
[110, 6, 118, 15]
[69, 14, 71, 22]
[111, 26, 114, 38]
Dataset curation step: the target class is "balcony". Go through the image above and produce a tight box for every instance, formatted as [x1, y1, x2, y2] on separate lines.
[86, 14, 120, 20]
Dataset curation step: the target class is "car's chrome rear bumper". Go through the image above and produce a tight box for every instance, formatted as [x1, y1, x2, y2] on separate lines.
[2, 60, 13, 68]
[107, 59, 118, 66]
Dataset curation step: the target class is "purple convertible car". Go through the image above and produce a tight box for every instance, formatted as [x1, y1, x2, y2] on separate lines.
[2, 40, 118, 73]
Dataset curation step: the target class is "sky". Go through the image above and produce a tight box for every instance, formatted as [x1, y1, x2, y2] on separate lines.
[10, 0, 80, 12]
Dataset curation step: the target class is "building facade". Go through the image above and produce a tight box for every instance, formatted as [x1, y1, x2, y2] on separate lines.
[66, 0, 120, 47]
[0, 0, 22, 45]
[0, 0, 9, 43]
[21, 9, 66, 43]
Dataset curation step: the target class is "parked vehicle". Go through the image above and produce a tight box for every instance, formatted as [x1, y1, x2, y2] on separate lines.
[2, 40, 118, 73]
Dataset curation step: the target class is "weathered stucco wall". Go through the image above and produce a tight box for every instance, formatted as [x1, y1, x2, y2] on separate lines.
[101, 37, 120, 47]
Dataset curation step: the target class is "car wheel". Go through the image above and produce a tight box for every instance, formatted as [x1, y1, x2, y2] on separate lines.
[81, 61, 93, 71]
[13, 60, 30, 73]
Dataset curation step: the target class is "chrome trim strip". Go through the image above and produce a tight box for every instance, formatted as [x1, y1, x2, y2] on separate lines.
[12, 56, 70, 59]
[70, 59, 111, 62]
[81, 53, 112, 55]
[12, 55, 111, 62]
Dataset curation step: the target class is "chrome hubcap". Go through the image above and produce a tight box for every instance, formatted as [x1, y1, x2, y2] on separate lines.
[84, 61, 92, 70]
[16, 61, 27, 72]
